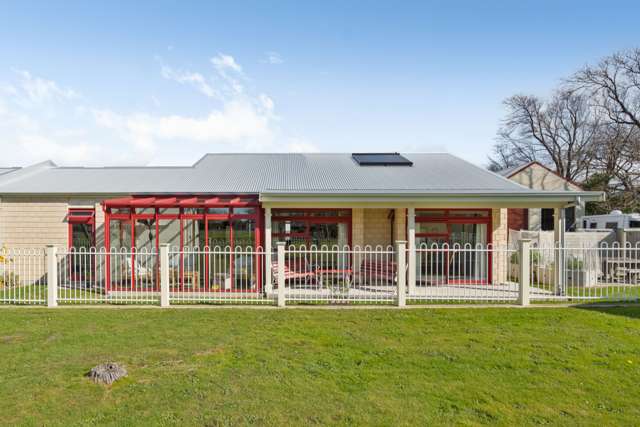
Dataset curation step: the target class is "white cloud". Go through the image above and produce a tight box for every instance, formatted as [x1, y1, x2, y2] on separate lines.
[210, 53, 244, 94]
[94, 100, 274, 149]
[263, 51, 283, 65]
[211, 53, 243, 73]
[258, 94, 275, 112]
[0, 53, 303, 166]
[14, 70, 79, 104]
[161, 65, 217, 98]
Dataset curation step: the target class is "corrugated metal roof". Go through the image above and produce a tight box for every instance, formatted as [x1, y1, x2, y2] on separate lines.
[0, 167, 20, 176]
[0, 153, 541, 195]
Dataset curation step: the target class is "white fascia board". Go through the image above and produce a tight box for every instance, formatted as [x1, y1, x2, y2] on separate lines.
[259, 191, 605, 208]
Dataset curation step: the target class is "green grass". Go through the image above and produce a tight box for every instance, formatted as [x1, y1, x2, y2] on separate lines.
[1, 307, 640, 426]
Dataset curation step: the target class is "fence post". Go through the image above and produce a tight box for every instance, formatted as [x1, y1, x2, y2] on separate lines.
[407, 208, 416, 296]
[518, 239, 531, 306]
[160, 244, 170, 308]
[396, 240, 406, 307]
[46, 245, 58, 308]
[277, 242, 286, 307]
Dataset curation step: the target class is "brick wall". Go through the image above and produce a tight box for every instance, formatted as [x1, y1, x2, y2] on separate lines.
[0, 197, 69, 249]
[352, 208, 364, 248]
[0, 196, 105, 249]
[492, 208, 508, 283]
[393, 208, 406, 243]
[362, 208, 393, 248]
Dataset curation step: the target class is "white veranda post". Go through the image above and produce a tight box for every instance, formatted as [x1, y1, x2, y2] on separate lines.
[554, 207, 566, 295]
[407, 208, 416, 295]
[264, 207, 272, 294]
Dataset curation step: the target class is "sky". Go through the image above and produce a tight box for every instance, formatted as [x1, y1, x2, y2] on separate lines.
[0, 0, 639, 167]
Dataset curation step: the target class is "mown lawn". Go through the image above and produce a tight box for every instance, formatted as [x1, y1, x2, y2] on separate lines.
[1, 306, 639, 426]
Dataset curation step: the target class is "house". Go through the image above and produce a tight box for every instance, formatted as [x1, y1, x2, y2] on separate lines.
[497, 161, 583, 232]
[0, 153, 603, 292]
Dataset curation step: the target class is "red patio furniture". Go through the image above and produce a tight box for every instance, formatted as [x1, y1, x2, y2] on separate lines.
[271, 262, 316, 287]
[356, 259, 397, 284]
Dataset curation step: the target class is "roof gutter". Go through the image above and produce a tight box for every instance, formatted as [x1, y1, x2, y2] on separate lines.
[259, 191, 605, 208]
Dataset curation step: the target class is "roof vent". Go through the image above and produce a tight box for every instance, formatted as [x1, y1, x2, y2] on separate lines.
[352, 153, 413, 166]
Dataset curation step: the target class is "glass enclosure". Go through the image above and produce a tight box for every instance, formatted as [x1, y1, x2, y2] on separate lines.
[104, 196, 261, 292]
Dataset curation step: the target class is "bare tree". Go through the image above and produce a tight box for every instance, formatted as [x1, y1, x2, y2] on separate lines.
[489, 90, 597, 180]
[571, 49, 640, 132]
[490, 48, 640, 213]
[570, 49, 640, 212]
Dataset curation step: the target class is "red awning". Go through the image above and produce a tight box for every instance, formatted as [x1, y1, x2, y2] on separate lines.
[103, 195, 258, 209]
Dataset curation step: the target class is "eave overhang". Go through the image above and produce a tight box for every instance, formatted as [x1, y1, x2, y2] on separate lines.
[259, 190, 605, 209]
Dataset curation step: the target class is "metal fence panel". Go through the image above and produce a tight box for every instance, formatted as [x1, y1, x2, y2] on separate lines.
[530, 243, 640, 302]
[169, 246, 274, 305]
[409, 244, 518, 303]
[0, 247, 47, 305]
[281, 245, 398, 304]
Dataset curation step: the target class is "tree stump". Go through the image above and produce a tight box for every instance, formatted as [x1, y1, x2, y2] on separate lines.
[86, 363, 127, 385]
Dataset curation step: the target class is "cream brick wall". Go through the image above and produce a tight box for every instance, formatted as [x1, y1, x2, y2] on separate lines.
[351, 208, 364, 248]
[0, 196, 106, 249]
[492, 208, 508, 247]
[362, 208, 393, 248]
[351, 208, 394, 248]
[492, 208, 508, 283]
[393, 208, 406, 243]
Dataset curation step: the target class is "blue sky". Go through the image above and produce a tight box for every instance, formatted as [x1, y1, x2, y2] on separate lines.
[0, 1, 638, 167]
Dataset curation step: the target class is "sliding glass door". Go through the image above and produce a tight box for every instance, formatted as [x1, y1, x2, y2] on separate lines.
[415, 210, 491, 284]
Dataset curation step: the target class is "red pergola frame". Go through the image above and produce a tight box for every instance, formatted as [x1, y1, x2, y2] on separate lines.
[103, 195, 262, 293]
[413, 208, 493, 285]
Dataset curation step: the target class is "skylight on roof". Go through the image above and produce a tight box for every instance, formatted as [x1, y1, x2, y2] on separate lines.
[352, 153, 413, 166]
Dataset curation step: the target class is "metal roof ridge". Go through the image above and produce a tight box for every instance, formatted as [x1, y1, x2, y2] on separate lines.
[0, 160, 57, 187]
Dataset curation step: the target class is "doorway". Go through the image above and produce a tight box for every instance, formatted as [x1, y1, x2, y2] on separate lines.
[414, 209, 492, 284]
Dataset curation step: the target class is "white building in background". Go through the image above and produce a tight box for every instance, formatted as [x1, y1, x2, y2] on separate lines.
[581, 210, 640, 230]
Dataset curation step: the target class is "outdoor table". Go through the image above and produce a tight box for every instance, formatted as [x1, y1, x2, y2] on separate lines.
[315, 268, 353, 287]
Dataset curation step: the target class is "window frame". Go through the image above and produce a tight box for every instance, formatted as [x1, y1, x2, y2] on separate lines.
[271, 209, 352, 247]
[413, 208, 493, 285]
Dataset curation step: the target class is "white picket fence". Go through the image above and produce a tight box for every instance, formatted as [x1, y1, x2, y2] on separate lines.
[1, 241, 640, 306]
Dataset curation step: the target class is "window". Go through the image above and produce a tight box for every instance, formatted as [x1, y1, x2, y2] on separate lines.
[565, 207, 576, 231]
[605, 222, 618, 230]
[590, 222, 597, 229]
[233, 207, 256, 215]
[68, 209, 95, 249]
[68, 208, 96, 283]
[541, 209, 554, 231]
[414, 209, 491, 284]
[207, 207, 229, 215]
[630, 220, 640, 228]
[449, 210, 490, 218]
[272, 209, 351, 248]
[416, 222, 447, 234]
